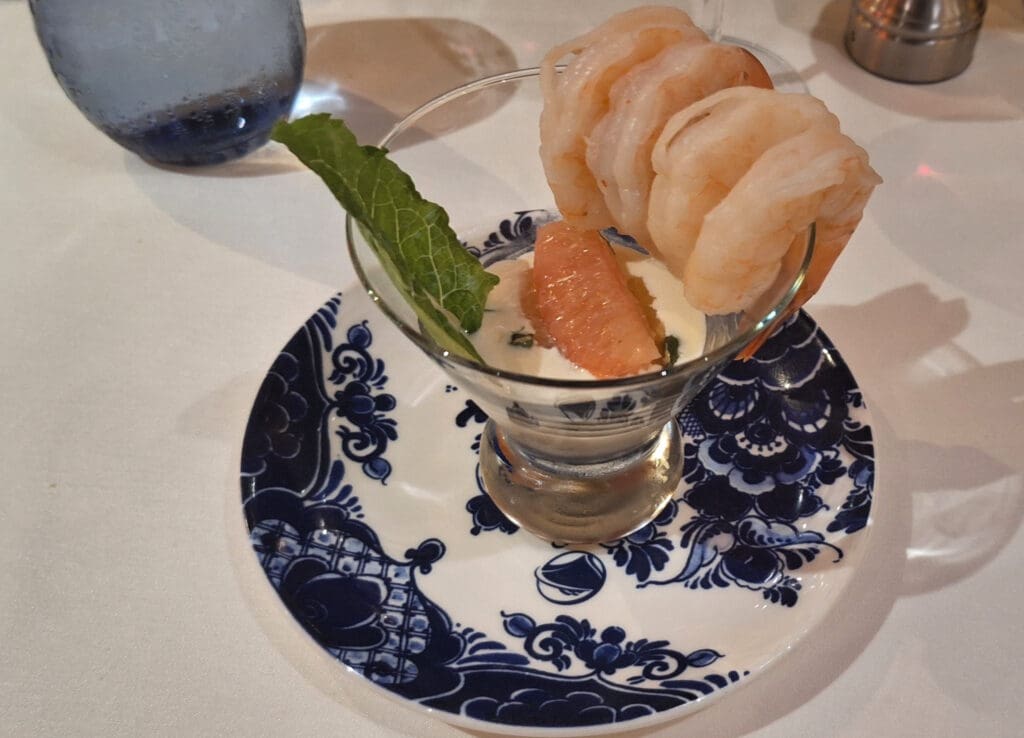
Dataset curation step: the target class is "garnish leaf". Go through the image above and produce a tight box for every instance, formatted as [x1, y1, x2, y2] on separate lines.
[509, 330, 535, 348]
[271, 114, 499, 361]
[662, 335, 680, 367]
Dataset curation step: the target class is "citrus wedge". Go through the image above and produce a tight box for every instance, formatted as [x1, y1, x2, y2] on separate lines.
[530, 221, 662, 378]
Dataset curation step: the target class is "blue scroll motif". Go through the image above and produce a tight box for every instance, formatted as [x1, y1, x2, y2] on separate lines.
[534, 552, 607, 605]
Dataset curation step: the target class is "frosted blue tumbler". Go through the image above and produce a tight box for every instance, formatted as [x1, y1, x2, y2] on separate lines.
[30, 0, 306, 166]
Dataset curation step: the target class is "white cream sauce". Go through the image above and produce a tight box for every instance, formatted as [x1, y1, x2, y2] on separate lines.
[470, 246, 707, 379]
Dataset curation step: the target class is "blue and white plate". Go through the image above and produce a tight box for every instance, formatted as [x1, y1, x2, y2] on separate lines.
[240, 284, 874, 735]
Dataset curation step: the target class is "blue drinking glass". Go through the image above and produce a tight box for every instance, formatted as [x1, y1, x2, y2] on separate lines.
[30, 0, 306, 166]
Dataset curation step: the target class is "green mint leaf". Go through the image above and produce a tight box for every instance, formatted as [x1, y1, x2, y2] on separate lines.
[663, 335, 680, 367]
[271, 114, 498, 361]
[509, 330, 535, 348]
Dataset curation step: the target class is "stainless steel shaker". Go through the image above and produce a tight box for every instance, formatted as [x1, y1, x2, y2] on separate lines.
[845, 0, 987, 83]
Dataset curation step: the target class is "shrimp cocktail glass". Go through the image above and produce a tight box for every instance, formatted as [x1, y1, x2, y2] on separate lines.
[273, 68, 813, 545]
[271, 5, 879, 545]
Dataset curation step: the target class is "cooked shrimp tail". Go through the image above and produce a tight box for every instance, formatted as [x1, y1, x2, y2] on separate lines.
[587, 43, 772, 246]
[539, 6, 707, 230]
[647, 87, 837, 280]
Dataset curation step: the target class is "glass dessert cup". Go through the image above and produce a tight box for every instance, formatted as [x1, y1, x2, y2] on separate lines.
[346, 68, 814, 545]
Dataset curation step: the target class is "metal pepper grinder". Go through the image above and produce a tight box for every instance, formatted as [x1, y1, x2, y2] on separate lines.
[845, 0, 987, 83]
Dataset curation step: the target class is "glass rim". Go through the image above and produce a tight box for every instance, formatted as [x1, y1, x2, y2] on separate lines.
[346, 67, 815, 390]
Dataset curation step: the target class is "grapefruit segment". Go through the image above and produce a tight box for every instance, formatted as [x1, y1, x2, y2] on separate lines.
[529, 221, 663, 378]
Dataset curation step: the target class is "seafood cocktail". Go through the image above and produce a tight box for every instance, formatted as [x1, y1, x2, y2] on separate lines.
[272, 6, 879, 544]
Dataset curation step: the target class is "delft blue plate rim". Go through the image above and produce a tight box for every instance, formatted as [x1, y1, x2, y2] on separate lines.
[239, 280, 875, 736]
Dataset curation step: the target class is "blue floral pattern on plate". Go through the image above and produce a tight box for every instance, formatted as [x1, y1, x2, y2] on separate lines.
[240, 280, 874, 734]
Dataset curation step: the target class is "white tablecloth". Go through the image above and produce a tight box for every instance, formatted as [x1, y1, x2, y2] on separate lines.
[3, 1, 1022, 735]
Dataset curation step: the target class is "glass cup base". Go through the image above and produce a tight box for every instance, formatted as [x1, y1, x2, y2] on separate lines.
[478, 420, 683, 545]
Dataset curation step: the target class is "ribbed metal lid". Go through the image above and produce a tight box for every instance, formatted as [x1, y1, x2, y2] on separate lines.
[845, 0, 987, 83]
[853, 0, 986, 39]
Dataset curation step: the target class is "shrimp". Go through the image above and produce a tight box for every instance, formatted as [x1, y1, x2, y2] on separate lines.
[586, 42, 771, 247]
[682, 123, 880, 359]
[646, 87, 839, 280]
[539, 6, 707, 230]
